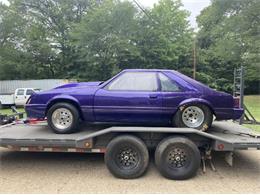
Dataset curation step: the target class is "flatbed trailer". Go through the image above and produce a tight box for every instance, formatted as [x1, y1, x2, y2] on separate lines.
[0, 121, 260, 180]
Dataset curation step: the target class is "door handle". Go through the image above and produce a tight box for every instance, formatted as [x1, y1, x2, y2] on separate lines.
[149, 94, 158, 99]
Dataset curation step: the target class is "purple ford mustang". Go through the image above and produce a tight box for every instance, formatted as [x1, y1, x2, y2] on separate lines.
[25, 69, 243, 134]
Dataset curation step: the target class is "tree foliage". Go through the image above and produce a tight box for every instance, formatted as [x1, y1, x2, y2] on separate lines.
[196, 0, 260, 94]
[71, 0, 193, 80]
[0, 0, 259, 94]
[0, 0, 98, 79]
[0, 0, 193, 81]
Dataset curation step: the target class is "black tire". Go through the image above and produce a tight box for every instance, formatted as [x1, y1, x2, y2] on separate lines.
[155, 136, 201, 180]
[173, 104, 213, 131]
[105, 135, 149, 179]
[47, 102, 80, 134]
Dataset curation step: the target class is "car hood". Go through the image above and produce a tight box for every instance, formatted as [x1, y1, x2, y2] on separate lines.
[54, 81, 103, 89]
[33, 81, 103, 95]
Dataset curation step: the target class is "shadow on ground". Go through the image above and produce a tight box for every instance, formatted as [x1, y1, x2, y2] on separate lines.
[0, 148, 260, 193]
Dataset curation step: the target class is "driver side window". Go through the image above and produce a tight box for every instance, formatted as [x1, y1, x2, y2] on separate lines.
[106, 72, 158, 91]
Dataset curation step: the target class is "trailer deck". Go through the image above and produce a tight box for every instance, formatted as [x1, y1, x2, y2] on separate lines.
[0, 121, 259, 152]
[0, 121, 259, 180]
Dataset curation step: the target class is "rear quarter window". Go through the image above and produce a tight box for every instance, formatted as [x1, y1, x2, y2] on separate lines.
[158, 73, 181, 92]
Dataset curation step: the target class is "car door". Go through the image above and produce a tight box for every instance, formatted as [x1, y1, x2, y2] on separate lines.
[15, 88, 26, 106]
[94, 71, 163, 124]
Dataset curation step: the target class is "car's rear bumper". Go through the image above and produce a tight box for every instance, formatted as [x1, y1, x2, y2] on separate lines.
[25, 104, 46, 119]
[233, 108, 244, 120]
[215, 108, 244, 120]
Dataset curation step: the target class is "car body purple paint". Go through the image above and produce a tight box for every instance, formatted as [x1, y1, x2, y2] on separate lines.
[25, 69, 243, 126]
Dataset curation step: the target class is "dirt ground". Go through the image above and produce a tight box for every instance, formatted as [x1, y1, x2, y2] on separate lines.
[0, 148, 259, 194]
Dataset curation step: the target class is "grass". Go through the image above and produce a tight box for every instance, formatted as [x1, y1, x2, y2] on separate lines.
[244, 95, 260, 119]
[0, 95, 259, 132]
[243, 95, 260, 133]
[0, 107, 25, 115]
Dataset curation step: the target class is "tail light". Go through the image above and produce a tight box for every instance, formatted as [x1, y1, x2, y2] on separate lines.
[233, 97, 240, 108]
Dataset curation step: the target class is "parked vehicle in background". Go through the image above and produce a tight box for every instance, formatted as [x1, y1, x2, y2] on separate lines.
[0, 79, 71, 107]
[15, 88, 40, 106]
[25, 69, 244, 133]
[0, 88, 40, 107]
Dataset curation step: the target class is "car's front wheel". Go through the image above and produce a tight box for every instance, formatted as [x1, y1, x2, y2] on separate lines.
[173, 104, 213, 131]
[47, 102, 80, 134]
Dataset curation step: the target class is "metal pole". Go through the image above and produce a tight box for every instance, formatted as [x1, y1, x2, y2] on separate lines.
[193, 40, 196, 79]
[239, 66, 245, 125]
[233, 68, 236, 97]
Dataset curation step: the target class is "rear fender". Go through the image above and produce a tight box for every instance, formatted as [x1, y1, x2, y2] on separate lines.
[178, 98, 215, 115]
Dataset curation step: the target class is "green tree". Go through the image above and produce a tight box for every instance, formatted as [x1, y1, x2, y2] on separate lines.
[71, 0, 140, 80]
[0, 0, 97, 79]
[136, 0, 193, 73]
[72, 0, 193, 81]
[196, 0, 260, 94]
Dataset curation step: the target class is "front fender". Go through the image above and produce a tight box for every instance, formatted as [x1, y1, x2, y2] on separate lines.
[47, 95, 81, 107]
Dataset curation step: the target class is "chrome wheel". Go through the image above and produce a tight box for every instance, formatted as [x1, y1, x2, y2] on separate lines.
[181, 106, 204, 128]
[51, 108, 73, 130]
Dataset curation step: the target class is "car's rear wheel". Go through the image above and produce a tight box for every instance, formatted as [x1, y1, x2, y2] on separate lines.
[47, 102, 80, 134]
[173, 104, 213, 131]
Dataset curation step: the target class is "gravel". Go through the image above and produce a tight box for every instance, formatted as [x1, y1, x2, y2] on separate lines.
[0, 148, 260, 193]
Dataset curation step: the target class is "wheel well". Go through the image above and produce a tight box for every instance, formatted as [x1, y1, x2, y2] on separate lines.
[45, 99, 84, 120]
[177, 102, 216, 118]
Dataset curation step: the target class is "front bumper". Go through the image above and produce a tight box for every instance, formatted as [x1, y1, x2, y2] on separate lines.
[25, 104, 46, 119]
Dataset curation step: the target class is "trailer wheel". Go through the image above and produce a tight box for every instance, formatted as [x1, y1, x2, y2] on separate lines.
[155, 137, 200, 180]
[105, 135, 149, 179]
[47, 102, 79, 134]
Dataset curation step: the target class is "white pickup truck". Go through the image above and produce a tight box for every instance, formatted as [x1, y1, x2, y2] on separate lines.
[0, 88, 40, 107]
[0, 79, 72, 108]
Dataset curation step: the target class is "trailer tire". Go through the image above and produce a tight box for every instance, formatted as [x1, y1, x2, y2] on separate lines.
[105, 135, 149, 179]
[155, 136, 200, 180]
[47, 103, 79, 134]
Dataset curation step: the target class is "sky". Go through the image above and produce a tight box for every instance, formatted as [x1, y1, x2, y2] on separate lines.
[0, 0, 211, 28]
[139, 0, 211, 28]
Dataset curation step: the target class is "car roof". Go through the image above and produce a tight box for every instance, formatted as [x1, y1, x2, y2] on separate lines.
[122, 69, 184, 78]
[123, 69, 173, 72]
[122, 69, 214, 92]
